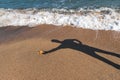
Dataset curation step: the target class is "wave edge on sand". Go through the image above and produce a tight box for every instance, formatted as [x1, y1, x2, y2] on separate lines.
[0, 8, 120, 31]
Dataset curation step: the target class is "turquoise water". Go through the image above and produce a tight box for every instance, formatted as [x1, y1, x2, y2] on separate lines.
[0, 0, 120, 9]
[0, 0, 120, 31]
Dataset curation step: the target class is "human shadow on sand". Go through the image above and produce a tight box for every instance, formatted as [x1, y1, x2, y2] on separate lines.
[43, 39, 120, 69]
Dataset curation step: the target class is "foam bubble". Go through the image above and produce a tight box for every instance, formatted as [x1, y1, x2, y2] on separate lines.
[0, 8, 120, 31]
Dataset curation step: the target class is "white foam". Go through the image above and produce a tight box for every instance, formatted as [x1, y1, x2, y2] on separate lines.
[0, 8, 120, 31]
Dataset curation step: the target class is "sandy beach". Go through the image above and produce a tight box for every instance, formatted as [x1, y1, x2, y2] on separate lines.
[0, 25, 120, 80]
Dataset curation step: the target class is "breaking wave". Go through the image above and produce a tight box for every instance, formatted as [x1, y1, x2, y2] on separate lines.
[0, 8, 120, 31]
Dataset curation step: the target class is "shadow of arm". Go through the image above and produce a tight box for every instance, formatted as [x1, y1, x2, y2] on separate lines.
[51, 39, 61, 43]
[43, 46, 61, 54]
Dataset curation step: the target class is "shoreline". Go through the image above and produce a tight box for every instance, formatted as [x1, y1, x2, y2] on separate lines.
[0, 8, 120, 31]
[0, 25, 120, 44]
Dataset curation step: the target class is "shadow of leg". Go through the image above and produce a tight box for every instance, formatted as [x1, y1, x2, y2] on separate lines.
[92, 54, 120, 69]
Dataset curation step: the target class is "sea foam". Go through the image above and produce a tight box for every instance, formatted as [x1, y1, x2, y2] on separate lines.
[0, 8, 120, 31]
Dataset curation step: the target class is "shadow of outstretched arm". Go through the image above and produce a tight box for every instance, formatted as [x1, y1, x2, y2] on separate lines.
[43, 46, 61, 54]
[51, 39, 61, 43]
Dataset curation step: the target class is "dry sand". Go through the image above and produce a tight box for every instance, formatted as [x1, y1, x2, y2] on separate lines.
[0, 25, 120, 80]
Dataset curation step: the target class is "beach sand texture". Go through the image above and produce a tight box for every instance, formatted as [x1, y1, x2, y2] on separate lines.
[0, 25, 120, 80]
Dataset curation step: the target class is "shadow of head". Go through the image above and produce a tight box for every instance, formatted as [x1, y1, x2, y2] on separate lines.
[51, 39, 83, 48]
[52, 39, 82, 44]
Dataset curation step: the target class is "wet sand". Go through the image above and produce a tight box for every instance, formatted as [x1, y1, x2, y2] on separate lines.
[0, 25, 120, 80]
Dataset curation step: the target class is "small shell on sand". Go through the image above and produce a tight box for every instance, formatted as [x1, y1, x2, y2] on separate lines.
[38, 50, 44, 55]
